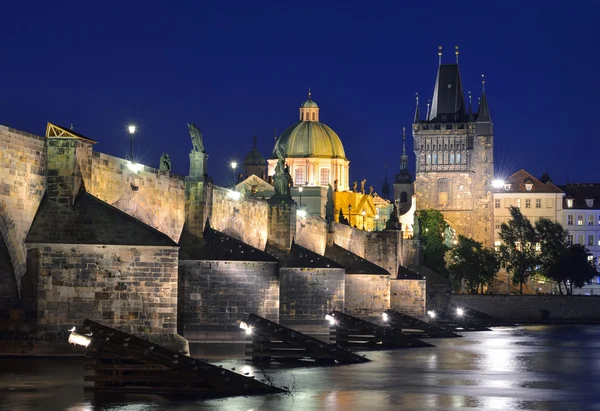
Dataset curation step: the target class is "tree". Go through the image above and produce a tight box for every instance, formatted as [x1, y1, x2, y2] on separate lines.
[448, 235, 499, 294]
[535, 218, 599, 294]
[417, 209, 449, 276]
[498, 206, 539, 294]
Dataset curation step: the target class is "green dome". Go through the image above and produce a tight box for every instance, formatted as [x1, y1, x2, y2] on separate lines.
[273, 121, 346, 159]
[301, 99, 319, 108]
[243, 147, 266, 166]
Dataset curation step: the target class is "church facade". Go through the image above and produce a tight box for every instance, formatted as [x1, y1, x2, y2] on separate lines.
[412, 50, 494, 247]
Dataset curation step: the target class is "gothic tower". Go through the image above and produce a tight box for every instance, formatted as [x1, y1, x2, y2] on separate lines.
[413, 47, 494, 247]
[393, 126, 414, 215]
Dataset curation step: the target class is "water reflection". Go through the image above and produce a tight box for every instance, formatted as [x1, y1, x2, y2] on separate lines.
[2, 325, 600, 410]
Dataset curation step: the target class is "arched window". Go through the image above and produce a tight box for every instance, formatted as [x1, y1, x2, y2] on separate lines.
[449, 153, 455, 164]
[311, 112, 315, 120]
[438, 178, 449, 205]
[456, 153, 461, 164]
[400, 192, 408, 203]
[426, 154, 431, 165]
[432, 153, 438, 164]
[295, 168, 305, 185]
[320, 168, 330, 185]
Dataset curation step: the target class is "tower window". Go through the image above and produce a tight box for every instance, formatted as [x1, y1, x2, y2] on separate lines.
[295, 168, 306, 185]
[456, 153, 461, 164]
[433, 153, 438, 165]
[312, 112, 315, 121]
[437, 178, 449, 205]
[427, 154, 431, 165]
[400, 192, 408, 203]
[449, 153, 455, 164]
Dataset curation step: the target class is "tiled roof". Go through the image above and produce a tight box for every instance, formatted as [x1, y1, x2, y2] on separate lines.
[324, 244, 389, 275]
[498, 169, 564, 194]
[26, 189, 177, 246]
[558, 184, 600, 210]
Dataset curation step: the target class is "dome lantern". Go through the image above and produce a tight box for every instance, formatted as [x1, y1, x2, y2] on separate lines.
[299, 87, 320, 122]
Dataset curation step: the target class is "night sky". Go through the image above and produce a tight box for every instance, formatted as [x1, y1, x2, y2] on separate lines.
[2, 1, 598, 189]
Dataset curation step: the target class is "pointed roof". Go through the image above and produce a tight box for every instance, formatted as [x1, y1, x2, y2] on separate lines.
[476, 78, 491, 122]
[45, 122, 97, 143]
[324, 243, 389, 275]
[427, 64, 467, 123]
[179, 221, 277, 261]
[265, 241, 343, 268]
[413, 93, 420, 123]
[26, 188, 176, 246]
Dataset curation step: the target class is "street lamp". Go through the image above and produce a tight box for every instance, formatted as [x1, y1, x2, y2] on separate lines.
[127, 125, 136, 161]
[361, 210, 366, 230]
[231, 161, 237, 187]
[299, 186, 303, 207]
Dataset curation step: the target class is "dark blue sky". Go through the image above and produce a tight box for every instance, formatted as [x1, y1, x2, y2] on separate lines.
[2, 1, 598, 189]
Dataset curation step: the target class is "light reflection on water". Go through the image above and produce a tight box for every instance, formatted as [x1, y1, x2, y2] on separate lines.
[2, 325, 600, 411]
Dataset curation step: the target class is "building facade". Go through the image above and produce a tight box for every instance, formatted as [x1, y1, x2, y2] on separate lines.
[413, 55, 494, 247]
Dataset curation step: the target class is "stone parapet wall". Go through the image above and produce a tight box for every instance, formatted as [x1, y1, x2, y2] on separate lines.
[344, 274, 390, 318]
[333, 222, 365, 258]
[296, 216, 327, 255]
[90, 152, 185, 242]
[24, 244, 179, 335]
[178, 260, 279, 340]
[364, 230, 400, 277]
[279, 267, 344, 334]
[453, 294, 600, 322]
[0, 126, 46, 295]
[390, 279, 426, 318]
[210, 187, 269, 250]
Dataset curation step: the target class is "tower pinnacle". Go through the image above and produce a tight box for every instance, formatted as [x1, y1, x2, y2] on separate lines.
[477, 74, 491, 122]
[400, 127, 408, 171]
[414, 93, 420, 123]
[308, 86, 312, 101]
[438, 45, 442, 65]
[455, 45, 459, 64]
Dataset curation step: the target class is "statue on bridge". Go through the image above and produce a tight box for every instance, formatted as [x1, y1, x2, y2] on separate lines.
[187, 123, 205, 153]
[159, 153, 171, 172]
[272, 143, 292, 198]
[325, 184, 334, 222]
[360, 179, 366, 194]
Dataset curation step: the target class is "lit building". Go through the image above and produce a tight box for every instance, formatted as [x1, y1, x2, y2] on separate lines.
[492, 169, 564, 292]
[556, 183, 600, 294]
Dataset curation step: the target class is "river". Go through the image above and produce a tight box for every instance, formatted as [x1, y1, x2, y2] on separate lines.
[1, 324, 599, 410]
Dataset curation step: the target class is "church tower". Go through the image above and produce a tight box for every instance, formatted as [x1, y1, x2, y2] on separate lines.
[393, 126, 414, 215]
[413, 46, 494, 247]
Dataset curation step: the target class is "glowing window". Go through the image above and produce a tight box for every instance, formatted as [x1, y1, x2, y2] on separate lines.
[320, 168, 330, 185]
[578, 215, 584, 226]
[525, 199, 531, 208]
[438, 178, 449, 205]
[294, 168, 305, 185]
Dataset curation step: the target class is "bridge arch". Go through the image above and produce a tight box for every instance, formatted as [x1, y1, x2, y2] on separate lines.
[112, 197, 159, 229]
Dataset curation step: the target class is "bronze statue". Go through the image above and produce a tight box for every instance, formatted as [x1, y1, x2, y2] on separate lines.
[369, 185, 374, 195]
[360, 179, 366, 194]
[272, 143, 291, 198]
[159, 153, 171, 172]
[187, 123, 205, 153]
[333, 179, 338, 192]
[325, 184, 334, 222]
[353, 181, 357, 192]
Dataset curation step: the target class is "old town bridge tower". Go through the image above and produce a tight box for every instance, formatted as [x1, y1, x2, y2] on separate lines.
[413, 47, 494, 247]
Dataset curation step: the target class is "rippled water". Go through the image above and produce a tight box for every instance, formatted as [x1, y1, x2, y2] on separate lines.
[1, 325, 600, 411]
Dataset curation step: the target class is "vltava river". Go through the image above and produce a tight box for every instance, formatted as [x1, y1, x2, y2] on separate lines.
[1, 325, 599, 410]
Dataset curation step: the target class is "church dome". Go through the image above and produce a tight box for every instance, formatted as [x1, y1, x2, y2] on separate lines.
[274, 121, 346, 159]
[301, 99, 319, 108]
[395, 170, 414, 184]
[243, 136, 266, 166]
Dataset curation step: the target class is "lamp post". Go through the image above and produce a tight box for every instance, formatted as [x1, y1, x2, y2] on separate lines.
[231, 161, 237, 188]
[128, 125, 136, 161]
[361, 210, 366, 230]
[299, 186, 303, 207]
[348, 204, 352, 227]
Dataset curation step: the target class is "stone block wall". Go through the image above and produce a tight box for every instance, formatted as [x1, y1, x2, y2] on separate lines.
[390, 279, 426, 318]
[24, 244, 179, 335]
[344, 274, 390, 318]
[420, 265, 452, 312]
[279, 267, 345, 334]
[400, 238, 421, 271]
[178, 260, 279, 340]
[333, 222, 365, 258]
[210, 187, 269, 249]
[0, 126, 46, 295]
[364, 230, 400, 277]
[267, 200, 296, 251]
[453, 294, 600, 322]
[90, 152, 185, 242]
[296, 216, 327, 255]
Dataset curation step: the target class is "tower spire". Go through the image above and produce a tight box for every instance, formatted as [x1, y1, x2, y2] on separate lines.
[468, 91, 473, 121]
[438, 45, 442, 65]
[455, 45, 459, 64]
[400, 126, 408, 171]
[413, 93, 420, 123]
[477, 74, 491, 122]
